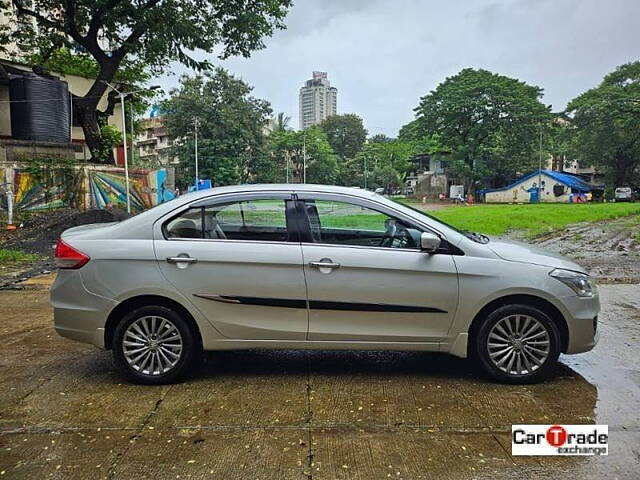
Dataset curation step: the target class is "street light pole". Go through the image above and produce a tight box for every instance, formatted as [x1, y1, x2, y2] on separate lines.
[117, 89, 132, 213]
[194, 118, 199, 188]
[129, 103, 135, 166]
[364, 156, 368, 189]
[538, 123, 543, 203]
[101, 82, 160, 213]
[302, 130, 307, 184]
[286, 155, 290, 183]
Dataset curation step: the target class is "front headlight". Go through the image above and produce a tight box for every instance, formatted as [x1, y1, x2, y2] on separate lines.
[549, 269, 595, 297]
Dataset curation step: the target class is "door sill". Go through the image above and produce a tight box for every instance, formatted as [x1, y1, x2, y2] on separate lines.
[203, 339, 442, 352]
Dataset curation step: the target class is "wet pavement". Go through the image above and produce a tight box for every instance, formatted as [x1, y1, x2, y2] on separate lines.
[0, 278, 639, 479]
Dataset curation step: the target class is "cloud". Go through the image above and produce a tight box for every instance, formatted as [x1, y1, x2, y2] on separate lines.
[156, 0, 640, 136]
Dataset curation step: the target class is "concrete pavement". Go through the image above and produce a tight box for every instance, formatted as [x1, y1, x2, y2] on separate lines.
[0, 279, 638, 479]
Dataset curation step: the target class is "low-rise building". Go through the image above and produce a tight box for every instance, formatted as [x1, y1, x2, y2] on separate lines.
[479, 170, 603, 203]
[135, 115, 178, 166]
[561, 159, 603, 185]
[405, 153, 453, 198]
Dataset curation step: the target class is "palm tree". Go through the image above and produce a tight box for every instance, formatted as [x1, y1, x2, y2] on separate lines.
[274, 112, 291, 132]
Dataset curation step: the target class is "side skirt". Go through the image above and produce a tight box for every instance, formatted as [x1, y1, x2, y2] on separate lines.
[200, 338, 443, 352]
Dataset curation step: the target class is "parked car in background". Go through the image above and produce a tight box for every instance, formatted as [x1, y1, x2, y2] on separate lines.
[614, 187, 635, 202]
[50, 184, 599, 385]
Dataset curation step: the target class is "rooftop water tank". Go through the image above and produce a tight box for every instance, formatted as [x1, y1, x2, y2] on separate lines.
[9, 72, 71, 143]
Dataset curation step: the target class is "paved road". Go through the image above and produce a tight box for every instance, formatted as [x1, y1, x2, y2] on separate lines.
[0, 277, 638, 479]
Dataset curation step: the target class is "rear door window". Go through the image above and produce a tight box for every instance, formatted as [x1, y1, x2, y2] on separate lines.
[165, 198, 291, 242]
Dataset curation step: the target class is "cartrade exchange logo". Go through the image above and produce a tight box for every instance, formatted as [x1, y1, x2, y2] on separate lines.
[512, 425, 608, 456]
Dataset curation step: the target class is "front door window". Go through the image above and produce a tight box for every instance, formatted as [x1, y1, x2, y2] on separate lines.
[302, 199, 422, 249]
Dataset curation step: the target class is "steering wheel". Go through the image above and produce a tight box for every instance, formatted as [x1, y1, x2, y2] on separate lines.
[379, 220, 399, 248]
[380, 220, 416, 249]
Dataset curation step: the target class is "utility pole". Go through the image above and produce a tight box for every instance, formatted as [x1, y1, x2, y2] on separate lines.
[194, 118, 199, 188]
[130, 103, 135, 166]
[286, 155, 290, 183]
[4, 169, 15, 230]
[101, 82, 160, 213]
[118, 89, 132, 213]
[302, 130, 307, 184]
[538, 123, 543, 203]
[364, 156, 368, 189]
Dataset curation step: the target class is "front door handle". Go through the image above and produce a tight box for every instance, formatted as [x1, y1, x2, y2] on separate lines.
[167, 256, 198, 264]
[309, 259, 341, 269]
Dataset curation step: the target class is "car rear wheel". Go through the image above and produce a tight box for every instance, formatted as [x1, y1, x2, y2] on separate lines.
[112, 305, 201, 384]
[473, 304, 561, 384]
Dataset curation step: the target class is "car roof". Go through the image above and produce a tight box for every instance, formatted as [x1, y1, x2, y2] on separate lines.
[178, 183, 378, 202]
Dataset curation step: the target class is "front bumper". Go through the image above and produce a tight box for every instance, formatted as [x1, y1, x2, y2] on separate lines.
[50, 270, 116, 349]
[560, 293, 600, 354]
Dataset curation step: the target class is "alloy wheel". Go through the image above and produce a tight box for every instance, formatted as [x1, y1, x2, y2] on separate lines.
[487, 314, 551, 376]
[122, 316, 183, 375]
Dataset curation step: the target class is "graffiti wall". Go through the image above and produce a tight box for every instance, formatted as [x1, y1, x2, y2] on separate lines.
[11, 167, 83, 210]
[87, 167, 174, 211]
[1, 164, 175, 213]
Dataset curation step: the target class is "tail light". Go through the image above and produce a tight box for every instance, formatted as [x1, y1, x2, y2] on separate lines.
[54, 239, 90, 269]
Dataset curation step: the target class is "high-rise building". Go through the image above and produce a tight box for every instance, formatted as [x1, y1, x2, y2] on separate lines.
[298, 71, 337, 129]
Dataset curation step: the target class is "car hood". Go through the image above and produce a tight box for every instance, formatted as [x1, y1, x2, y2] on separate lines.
[488, 238, 587, 274]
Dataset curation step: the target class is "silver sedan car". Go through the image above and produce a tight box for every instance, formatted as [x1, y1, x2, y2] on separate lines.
[50, 184, 599, 384]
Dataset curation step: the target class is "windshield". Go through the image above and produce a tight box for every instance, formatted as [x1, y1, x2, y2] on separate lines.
[386, 197, 490, 244]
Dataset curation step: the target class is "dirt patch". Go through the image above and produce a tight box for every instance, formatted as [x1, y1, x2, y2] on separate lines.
[0, 208, 130, 288]
[510, 214, 640, 283]
[1, 208, 130, 257]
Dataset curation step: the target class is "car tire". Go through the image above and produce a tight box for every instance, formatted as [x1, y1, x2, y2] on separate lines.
[473, 304, 561, 384]
[112, 305, 202, 385]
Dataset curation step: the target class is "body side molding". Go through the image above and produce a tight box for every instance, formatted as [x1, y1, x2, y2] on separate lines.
[194, 294, 446, 313]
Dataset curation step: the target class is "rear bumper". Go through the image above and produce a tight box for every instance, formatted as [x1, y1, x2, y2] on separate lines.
[50, 270, 116, 349]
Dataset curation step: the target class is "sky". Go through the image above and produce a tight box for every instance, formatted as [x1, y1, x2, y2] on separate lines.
[157, 0, 640, 136]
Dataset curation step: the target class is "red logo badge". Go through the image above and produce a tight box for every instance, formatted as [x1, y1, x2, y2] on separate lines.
[546, 425, 568, 447]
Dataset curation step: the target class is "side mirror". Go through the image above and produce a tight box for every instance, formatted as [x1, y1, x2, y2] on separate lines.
[420, 232, 441, 253]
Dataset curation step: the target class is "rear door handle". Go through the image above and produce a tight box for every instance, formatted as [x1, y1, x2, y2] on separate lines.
[309, 260, 340, 269]
[166, 256, 198, 264]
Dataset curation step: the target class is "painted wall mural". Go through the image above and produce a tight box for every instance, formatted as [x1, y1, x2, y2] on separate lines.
[12, 168, 83, 211]
[87, 168, 174, 212]
[1, 165, 175, 213]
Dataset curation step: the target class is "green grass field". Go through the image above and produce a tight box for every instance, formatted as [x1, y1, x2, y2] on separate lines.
[0, 248, 42, 266]
[416, 202, 640, 237]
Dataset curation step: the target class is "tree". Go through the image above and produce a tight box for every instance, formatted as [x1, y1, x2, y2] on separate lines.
[413, 68, 551, 192]
[368, 133, 393, 144]
[162, 69, 272, 187]
[318, 114, 368, 159]
[0, 0, 292, 162]
[266, 127, 337, 184]
[371, 164, 402, 192]
[566, 62, 640, 187]
[273, 112, 291, 132]
[342, 139, 416, 188]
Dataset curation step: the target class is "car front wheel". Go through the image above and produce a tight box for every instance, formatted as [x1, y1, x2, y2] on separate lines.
[473, 304, 561, 384]
[112, 305, 201, 385]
